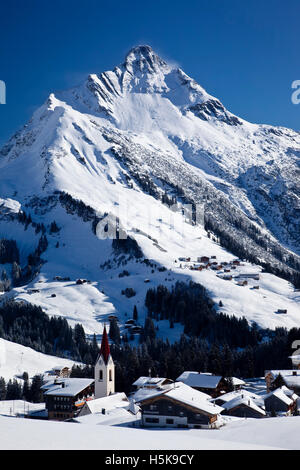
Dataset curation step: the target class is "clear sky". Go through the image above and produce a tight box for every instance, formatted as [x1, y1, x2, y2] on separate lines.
[0, 0, 299, 145]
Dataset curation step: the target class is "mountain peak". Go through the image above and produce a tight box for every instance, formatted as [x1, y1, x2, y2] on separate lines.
[123, 45, 170, 74]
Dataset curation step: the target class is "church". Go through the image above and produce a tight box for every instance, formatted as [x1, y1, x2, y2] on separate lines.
[42, 326, 115, 420]
[94, 325, 115, 398]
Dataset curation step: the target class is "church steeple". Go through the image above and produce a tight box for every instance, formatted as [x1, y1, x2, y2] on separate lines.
[99, 325, 110, 364]
[94, 325, 115, 398]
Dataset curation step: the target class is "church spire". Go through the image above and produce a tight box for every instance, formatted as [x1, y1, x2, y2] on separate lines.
[100, 325, 110, 364]
[94, 324, 115, 398]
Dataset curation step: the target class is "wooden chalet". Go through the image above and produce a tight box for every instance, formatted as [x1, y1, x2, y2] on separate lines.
[176, 371, 243, 398]
[232, 260, 241, 266]
[212, 389, 262, 408]
[137, 382, 224, 429]
[42, 377, 94, 421]
[198, 256, 210, 263]
[50, 366, 71, 378]
[221, 395, 266, 418]
[78, 392, 129, 417]
[264, 387, 298, 415]
[133, 376, 174, 390]
[265, 370, 300, 395]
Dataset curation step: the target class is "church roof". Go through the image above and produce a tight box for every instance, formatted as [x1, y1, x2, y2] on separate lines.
[99, 326, 111, 364]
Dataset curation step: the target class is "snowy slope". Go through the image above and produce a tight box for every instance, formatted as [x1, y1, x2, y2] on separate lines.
[0, 45, 299, 339]
[2, 414, 300, 449]
[0, 338, 79, 382]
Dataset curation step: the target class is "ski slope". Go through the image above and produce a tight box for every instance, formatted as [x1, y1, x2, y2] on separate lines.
[0, 338, 79, 382]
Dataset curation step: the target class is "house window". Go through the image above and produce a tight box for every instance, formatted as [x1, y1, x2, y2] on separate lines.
[99, 370, 103, 381]
[145, 417, 159, 423]
[168, 405, 173, 411]
[150, 405, 158, 411]
[109, 370, 112, 381]
[166, 419, 174, 425]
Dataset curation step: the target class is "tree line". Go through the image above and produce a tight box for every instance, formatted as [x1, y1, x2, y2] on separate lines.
[0, 373, 44, 403]
[0, 300, 99, 363]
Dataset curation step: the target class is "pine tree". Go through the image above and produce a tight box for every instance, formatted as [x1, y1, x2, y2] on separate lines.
[30, 375, 44, 403]
[109, 319, 121, 344]
[0, 377, 6, 400]
[133, 305, 138, 321]
[12, 262, 22, 286]
[91, 334, 99, 362]
[50, 221, 60, 233]
[6, 379, 22, 400]
[22, 372, 30, 401]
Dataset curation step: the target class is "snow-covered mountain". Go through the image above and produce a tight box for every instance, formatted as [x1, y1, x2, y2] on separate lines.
[0, 45, 299, 336]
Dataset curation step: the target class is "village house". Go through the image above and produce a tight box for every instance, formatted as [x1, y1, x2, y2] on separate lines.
[232, 259, 241, 266]
[137, 382, 224, 429]
[220, 274, 233, 281]
[77, 392, 131, 417]
[211, 389, 258, 408]
[221, 395, 266, 418]
[210, 264, 223, 271]
[265, 369, 300, 395]
[50, 366, 71, 378]
[198, 256, 210, 263]
[264, 387, 298, 415]
[132, 376, 174, 390]
[176, 371, 244, 398]
[42, 377, 95, 421]
[236, 273, 260, 281]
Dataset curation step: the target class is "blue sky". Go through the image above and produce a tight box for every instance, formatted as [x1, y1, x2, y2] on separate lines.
[0, 0, 299, 145]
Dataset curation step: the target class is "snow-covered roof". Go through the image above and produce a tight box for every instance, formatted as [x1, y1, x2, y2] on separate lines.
[266, 370, 298, 378]
[280, 386, 299, 400]
[165, 383, 224, 415]
[283, 375, 300, 388]
[131, 384, 174, 403]
[132, 376, 170, 388]
[42, 378, 94, 397]
[222, 395, 266, 415]
[264, 388, 294, 406]
[83, 393, 129, 413]
[75, 407, 141, 426]
[267, 370, 300, 388]
[213, 389, 262, 404]
[232, 377, 246, 386]
[137, 382, 223, 416]
[176, 371, 222, 389]
[51, 365, 70, 371]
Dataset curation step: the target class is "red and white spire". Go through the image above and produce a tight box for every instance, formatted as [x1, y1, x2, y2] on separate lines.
[99, 325, 110, 364]
[95, 325, 115, 398]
